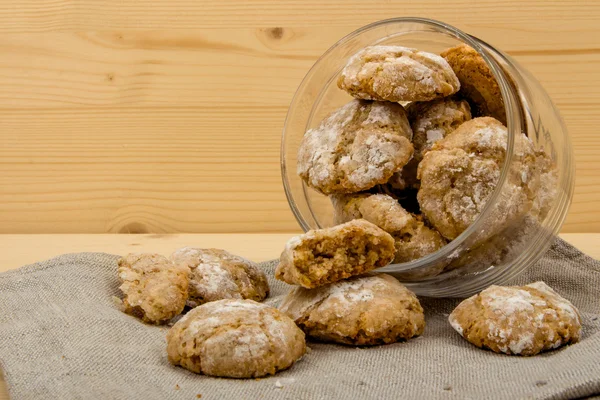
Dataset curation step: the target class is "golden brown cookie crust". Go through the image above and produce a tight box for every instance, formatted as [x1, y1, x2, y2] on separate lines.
[167, 299, 306, 378]
[279, 274, 425, 346]
[441, 44, 506, 124]
[170, 248, 269, 308]
[449, 282, 581, 356]
[275, 219, 395, 288]
[338, 46, 460, 102]
[417, 117, 539, 240]
[117, 253, 189, 325]
[297, 99, 414, 194]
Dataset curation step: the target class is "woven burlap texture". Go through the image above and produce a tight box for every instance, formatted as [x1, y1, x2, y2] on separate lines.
[0, 238, 598, 400]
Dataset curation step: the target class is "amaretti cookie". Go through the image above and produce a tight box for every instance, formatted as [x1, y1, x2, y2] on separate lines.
[338, 46, 460, 102]
[449, 282, 581, 356]
[279, 274, 425, 346]
[117, 253, 189, 324]
[170, 247, 269, 308]
[297, 99, 414, 194]
[167, 299, 306, 378]
[417, 117, 539, 240]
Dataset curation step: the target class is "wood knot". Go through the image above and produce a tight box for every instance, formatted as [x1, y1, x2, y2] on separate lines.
[119, 222, 150, 234]
[267, 27, 284, 40]
[106, 73, 115, 82]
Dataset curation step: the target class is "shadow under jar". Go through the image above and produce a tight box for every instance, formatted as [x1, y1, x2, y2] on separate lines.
[280, 18, 574, 297]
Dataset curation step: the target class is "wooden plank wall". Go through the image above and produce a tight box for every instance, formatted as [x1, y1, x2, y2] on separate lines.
[0, 0, 598, 233]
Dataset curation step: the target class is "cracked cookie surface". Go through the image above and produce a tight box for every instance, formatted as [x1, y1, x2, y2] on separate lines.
[117, 253, 189, 324]
[297, 99, 413, 194]
[417, 117, 539, 241]
[279, 274, 424, 346]
[167, 299, 306, 378]
[338, 46, 460, 102]
[449, 282, 581, 355]
[170, 248, 269, 308]
[276, 219, 395, 288]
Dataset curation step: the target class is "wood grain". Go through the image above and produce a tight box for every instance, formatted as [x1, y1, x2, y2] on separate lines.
[0, 1, 599, 233]
[0, 1, 598, 33]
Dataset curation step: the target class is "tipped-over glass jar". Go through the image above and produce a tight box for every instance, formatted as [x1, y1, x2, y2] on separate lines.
[281, 18, 574, 297]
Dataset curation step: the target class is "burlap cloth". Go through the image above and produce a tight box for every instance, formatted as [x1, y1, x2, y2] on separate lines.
[0, 238, 598, 400]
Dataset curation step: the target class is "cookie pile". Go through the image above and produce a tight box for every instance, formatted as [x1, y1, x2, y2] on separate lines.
[297, 44, 557, 277]
[275, 220, 426, 346]
[275, 224, 581, 355]
[116, 249, 306, 379]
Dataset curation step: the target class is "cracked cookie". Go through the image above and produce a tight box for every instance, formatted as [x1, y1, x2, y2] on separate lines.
[338, 45, 460, 102]
[275, 219, 395, 288]
[279, 274, 425, 346]
[167, 299, 306, 378]
[170, 248, 269, 308]
[297, 99, 413, 194]
[117, 253, 189, 325]
[441, 44, 506, 124]
[449, 282, 581, 355]
[417, 117, 539, 241]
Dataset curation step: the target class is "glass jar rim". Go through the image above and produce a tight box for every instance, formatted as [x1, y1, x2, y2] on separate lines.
[280, 17, 522, 274]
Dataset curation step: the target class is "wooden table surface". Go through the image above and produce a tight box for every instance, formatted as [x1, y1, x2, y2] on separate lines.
[0, 232, 598, 398]
[0, 0, 599, 235]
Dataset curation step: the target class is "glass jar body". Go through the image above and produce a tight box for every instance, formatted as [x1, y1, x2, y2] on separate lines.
[280, 18, 574, 297]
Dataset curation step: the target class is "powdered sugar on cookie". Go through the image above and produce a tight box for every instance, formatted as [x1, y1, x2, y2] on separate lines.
[297, 99, 413, 194]
[338, 46, 460, 102]
[171, 248, 269, 308]
[449, 282, 581, 355]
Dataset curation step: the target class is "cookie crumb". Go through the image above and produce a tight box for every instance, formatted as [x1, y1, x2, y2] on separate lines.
[275, 380, 283, 389]
[196, 394, 202, 398]
[174, 384, 180, 390]
[443, 385, 452, 391]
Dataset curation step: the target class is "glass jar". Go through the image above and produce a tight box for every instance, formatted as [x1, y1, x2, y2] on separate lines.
[280, 18, 574, 297]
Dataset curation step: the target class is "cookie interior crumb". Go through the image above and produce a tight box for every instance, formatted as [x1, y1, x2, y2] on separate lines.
[276, 220, 395, 288]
